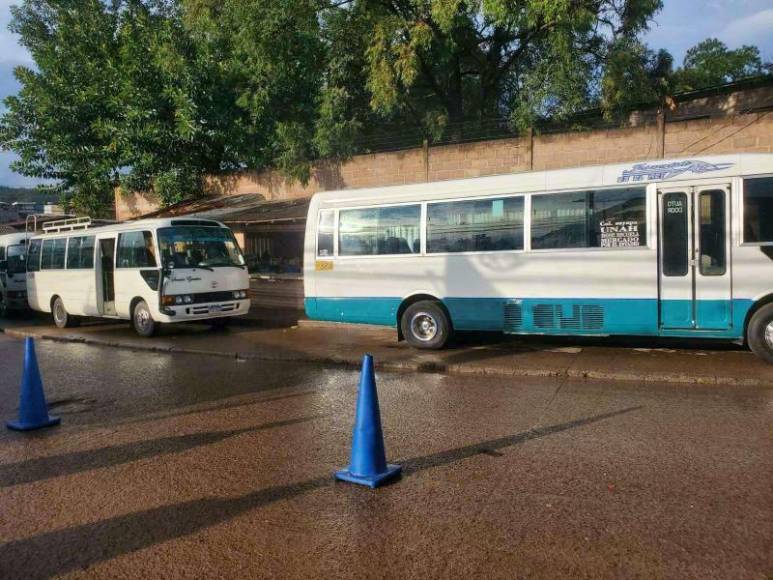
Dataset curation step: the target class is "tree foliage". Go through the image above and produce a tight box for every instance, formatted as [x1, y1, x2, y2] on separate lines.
[0, 0, 770, 214]
[672, 38, 771, 93]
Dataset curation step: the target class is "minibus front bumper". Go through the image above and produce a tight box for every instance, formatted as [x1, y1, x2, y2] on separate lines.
[156, 299, 251, 322]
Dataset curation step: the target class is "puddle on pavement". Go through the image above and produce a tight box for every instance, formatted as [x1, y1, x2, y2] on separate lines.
[47, 397, 107, 414]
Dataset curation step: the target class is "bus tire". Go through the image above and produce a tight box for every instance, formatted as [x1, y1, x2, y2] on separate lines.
[747, 303, 773, 364]
[52, 296, 79, 328]
[132, 300, 157, 337]
[401, 300, 452, 350]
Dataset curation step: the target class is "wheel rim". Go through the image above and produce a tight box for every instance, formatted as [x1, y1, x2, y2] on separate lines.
[765, 321, 773, 350]
[135, 304, 152, 331]
[54, 300, 66, 325]
[410, 311, 438, 342]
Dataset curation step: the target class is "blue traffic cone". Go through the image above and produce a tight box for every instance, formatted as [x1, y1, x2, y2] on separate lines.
[7, 338, 60, 431]
[335, 354, 401, 488]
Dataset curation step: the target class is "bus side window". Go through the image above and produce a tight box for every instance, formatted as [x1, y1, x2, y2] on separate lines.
[743, 176, 773, 243]
[27, 239, 42, 272]
[317, 210, 334, 257]
[117, 231, 157, 268]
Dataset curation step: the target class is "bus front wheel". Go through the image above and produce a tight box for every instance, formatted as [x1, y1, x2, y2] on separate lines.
[401, 300, 452, 350]
[132, 300, 158, 337]
[52, 296, 79, 329]
[747, 303, 773, 364]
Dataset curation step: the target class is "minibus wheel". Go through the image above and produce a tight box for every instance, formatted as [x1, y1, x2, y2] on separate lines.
[400, 300, 452, 350]
[52, 296, 79, 328]
[132, 300, 157, 337]
[747, 303, 773, 364]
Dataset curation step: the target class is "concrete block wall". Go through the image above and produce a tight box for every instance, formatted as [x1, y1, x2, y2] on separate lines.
[116, 108, 773, 221]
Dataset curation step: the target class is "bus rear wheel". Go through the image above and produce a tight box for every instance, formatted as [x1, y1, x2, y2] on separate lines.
[52, 296, 79, 328]
[132, 300, 157, 337]
[400, 300, 452, 350]
[747, 303, 773, 364]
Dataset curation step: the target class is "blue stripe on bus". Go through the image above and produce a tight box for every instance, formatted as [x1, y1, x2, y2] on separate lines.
[304, 297, 754, 339]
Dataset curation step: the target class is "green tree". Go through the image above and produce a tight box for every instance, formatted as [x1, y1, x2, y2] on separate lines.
[600, 39, 673, 119]
[2, 0, 670, 213]
[672, 38, 769, 93]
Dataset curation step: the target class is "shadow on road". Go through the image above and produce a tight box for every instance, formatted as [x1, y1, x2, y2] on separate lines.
[0, 406, 640, 579]
[0, 416, 324, 488]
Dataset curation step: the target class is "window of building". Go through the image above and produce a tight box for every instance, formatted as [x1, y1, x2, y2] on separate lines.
[339, 205, 421, 256]
[743, 176, 773, 243]
[41, 238, 66, 270]
[531, 187, 646, 250]
[317, 210, 334, 257]
[427, 196, 524, 253]
[27, 239, 41, 272]
[66, 236, 96, 269]
[117, 231, 157, 268]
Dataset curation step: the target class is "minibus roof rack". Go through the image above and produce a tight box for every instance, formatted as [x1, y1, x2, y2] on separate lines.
[40, 216, 92, 234]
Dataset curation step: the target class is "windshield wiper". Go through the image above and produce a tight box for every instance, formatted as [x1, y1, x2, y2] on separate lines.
[194, 264, 214, 272]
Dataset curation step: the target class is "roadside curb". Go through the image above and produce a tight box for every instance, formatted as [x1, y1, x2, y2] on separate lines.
[2, 324, 770, 388]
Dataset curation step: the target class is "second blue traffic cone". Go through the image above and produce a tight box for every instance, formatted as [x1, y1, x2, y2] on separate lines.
[335, 354, 401, 488]
[7, 337, 60, 431]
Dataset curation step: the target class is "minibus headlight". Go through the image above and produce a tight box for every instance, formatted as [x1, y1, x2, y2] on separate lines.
[234, 290, 247, 299]
[183, 295, 193, 304]
[174, 296, 183, 305]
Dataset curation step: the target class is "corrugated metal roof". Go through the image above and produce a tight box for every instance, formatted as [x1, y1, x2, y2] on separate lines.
[138, 194, 310, 224]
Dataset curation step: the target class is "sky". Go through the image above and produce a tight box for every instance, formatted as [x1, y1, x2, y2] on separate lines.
[0, 0, 771, 188]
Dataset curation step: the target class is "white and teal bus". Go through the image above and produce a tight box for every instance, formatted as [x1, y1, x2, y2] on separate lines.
[304, 153, 773, 362]
[27, 217, 250, 336]
[0, 232, 29, 316]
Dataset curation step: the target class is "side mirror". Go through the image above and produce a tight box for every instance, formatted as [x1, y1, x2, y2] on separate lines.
[0, 260, 6, 272]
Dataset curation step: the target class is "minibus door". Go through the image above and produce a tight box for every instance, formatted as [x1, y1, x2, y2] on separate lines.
[658, 185, 732, 331]
[98, 238, 116, 316]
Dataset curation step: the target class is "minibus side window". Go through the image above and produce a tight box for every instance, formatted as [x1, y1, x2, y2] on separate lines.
[117, 231, 157, 268]
[428, 196, 524, 253]
[27, 239, 42, 272]
[743, 176, 773, 243]
[41, 239, 65, 270]
[66, 236, 96, 269]
[317, 210, 334, 257]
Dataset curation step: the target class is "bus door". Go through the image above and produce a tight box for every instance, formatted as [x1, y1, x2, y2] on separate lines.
[98, 238, 116, 316]
[658, 184, 732, 331]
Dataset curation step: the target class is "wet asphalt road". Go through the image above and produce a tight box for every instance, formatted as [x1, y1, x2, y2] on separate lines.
[0, 334, 771, 579]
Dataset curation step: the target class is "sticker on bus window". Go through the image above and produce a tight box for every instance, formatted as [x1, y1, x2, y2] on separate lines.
[315, 260, 333, 271]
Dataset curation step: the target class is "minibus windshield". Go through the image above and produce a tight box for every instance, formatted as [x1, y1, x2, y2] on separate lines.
[7, 244, 25, 274]
[158, 226, 245, 270]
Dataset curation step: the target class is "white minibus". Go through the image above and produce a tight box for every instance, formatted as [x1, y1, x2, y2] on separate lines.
[0, 232, 29, 315]
[304, 153, 773, 362]
[27, 217, 251, 336]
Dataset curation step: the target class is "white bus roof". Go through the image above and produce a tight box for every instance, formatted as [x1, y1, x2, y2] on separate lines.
[0, 232, 28, 245]
[28, 217, 229, 239]
[311, 153, 773, 206]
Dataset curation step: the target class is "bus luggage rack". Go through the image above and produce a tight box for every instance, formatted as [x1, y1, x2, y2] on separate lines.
[42, 216, 92, 233]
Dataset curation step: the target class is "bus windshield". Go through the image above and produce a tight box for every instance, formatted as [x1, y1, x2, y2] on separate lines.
[7, 244, 26, 274]
[158, 226, 245, 270]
